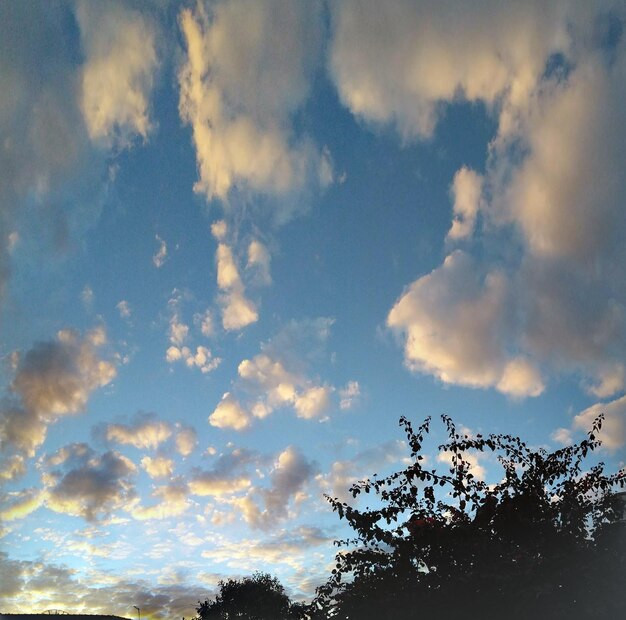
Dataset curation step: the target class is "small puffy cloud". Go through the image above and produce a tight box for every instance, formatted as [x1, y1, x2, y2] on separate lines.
[211, 219, 228, 241]
[178, 0, 329, 217]
[81, 285, 95, 308]
[247, 240, 272, 286]
[234, 447, 317, 529]
[220, 289, 259, 332]
[209, 393, 251, 431]
[339, 381, 361, 410]
[166, 345, 221, 374]
[104, 414, 172, 450]
[77, 0, 158, 147]
[169, 317, 189, 347]
[153, 234, 168, 268]
[45, 448, 137, 521]
[174, 427, 197, 457]
[447, 167, 483, 241]
[194, 309, 215, 338]
[496, 358, 545, 399]
[571, 395, 626, 452]
[551, 427, 573, 447]
[116, 299, 132, 319]
[130, 481, 190, 521]
[141, 456, 175, 479]
[0, 328, 116, 457]
[437, 450, 487, 481]
[294, 386, 332, 420]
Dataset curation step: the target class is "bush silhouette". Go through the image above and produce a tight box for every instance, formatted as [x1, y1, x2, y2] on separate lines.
[313, 414, 626, 619]
[197, 571, 306, 620]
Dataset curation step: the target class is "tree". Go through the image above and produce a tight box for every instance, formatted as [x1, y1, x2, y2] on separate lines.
[197, 572, 306, 620]
[313, 414, 626, 619]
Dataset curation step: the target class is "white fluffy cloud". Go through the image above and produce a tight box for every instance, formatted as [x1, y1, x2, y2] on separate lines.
[76, 0, 158, 147]
[178, 0, 330, 216]
[209, 393, 251, 431]
[365, 2, 626, 398]
[104, 415, 172, 450]
[0, 328, 116, 457]
[387, 251, 544, 397]
[141, 456, 175, 479]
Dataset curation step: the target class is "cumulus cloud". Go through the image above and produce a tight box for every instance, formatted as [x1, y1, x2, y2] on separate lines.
[104, 414, 172, 451]
[44, 446, 137, 521]
[209, 318, 349, 428]
[0, 487, 45, 522]
[188, 447, 257, 496]
[166, 345, 221, 374]
[130, 481, 190, 521]
[174, 427, 198, 457]
[76, 0, 158, 147]
[329, 0, 567, 141]
[194, 309, 215, 338]
[334, 2, 626, 400]
[0, 328, 116, 457]
[571, 395, 626, 452]
[209, 393, 251, 431]
[234, 447, 317, 530]
[178, 0, 330, 217]
[387, 251, 544, 397]
[141, 456, 175, 479]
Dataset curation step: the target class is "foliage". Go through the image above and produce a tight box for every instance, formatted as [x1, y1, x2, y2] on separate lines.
[197, 572, 306, 620]
[313, 414, 626, 619]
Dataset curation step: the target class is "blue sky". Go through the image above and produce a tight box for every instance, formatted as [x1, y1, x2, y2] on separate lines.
[1, 1, 626, 617]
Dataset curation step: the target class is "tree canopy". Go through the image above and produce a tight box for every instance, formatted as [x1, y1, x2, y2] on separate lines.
[196, 572, 305, 620]
[313, 414, 626, 619]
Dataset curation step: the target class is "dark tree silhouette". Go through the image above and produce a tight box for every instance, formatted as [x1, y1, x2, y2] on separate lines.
[313, 414, 626, 619]
[197, 572, 306, 620]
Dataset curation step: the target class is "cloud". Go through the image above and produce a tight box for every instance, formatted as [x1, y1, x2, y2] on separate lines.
[166, 345, 221, 374]
[339, 381, 361, 410]
[104, 414, 172, 450]
[141, 456, 175, 479]
[209, 393, 251, 431]
[447, 167, 483, 241]
[329, 0, 567, 141]
[116, 299, 132, 319]
[247, 240, 272, 286]
[178, 0, 330, 218]
[234, 447, 317, 530]
[571, 395, 626, 452]
[0, 553, 199, 619]
[214, 240, 258, 331]
[130, 481, 191, 521]
[348, 3, 626, 399]
[153, 234, 168, 268]
[0, 487, 45, 521]
[0, 455, 26, 482]
[194, 309, 215, 338]
[210, 318, 346, 428]
[44, 447, 137, 521]
[387, 250, 544, 397]
[175, 427, 198, 457]
[0, 328, 116, 457]
[320, 439, 408, 503]
[188, 446, 258, 495]
[76, 0, 158, 147]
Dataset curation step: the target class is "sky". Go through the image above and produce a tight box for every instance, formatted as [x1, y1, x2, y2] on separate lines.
[1, 0, 626, 617]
